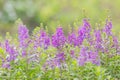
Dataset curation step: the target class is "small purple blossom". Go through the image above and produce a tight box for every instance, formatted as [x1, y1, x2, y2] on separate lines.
[77, 19, 91, 46]
[52, 27, 66, 48]
[5, 40, 17, 61]
[34, 30, 50, 49]
[112, 36, 119, 49]
[77, 27, 85, 45]
[68, 32, 77, 46]
[56, 52, 65, 61]
[104, 20, 112, 36]
[94, 30, 103, 52]
[43, 52, 65, 69]
[87, 51, 100, 65]
[78, 47, 88, 66]
[18, 24, 29, 48]
[94, 30, 102, 43]
[78, 47, 100, 66]
[2, 40, 17, 69]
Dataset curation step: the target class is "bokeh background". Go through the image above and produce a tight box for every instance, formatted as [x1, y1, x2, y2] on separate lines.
[0, 0, 120, 36]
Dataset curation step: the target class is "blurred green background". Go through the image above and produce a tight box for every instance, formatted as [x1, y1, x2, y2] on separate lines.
[0, 0, 120, 35]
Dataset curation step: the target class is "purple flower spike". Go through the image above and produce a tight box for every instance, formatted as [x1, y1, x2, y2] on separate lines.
[77, 19, 91, 46]
[78, 47, 100, 66]
[2, 40, 17, 69]
[78, 47, 88, 66]
[112, 36, 119, 49]
[94, 30, 103, 52]
[56, 52, 65, 61]
[83, 19, 91, 33]
[77, 27, 85, 45]
[18, 24, 29, 48]
[52, 27, 66, 48]
[68, 33, 77, 46]
[104, 20, 112, 36]
[88, 51, 100, 66]
[5, 40, 17, 61]
[95, 30, 102, 43]
[2, 62, 10, 69]
[34, 30, 50, 49]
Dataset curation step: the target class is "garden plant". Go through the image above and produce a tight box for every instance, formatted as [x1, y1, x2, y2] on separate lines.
[0, 18, 120, 80]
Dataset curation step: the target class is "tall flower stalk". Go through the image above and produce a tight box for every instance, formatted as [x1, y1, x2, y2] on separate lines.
[52, 27, 66, 49]
[18, 24, 29, 56]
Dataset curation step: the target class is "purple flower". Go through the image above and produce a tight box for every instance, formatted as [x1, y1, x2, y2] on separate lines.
[5, 40, 17, 61]
[78, 47, 88, 66]
[2, 40, 17, 69]
[52, 27, 66, 48]
[87, 51, 100, 65]
[34, 30, 50, 49]
[56, 52, 65, 61]
[112, 36, 119, 49]
[104, 20, 112, 36]
[77, 19, 91, 46]
[77, 27, 85, 45]
[18, 24, 29, 56]
[94, 30, 102, 43]
[68, 32, 77, 46]
[43, 52, 65, 69]
[78, 47, 100, 66]
[2, 62, 10, 69]
[18, 24, 29, 48]
[94, 30, 103, 52]
[83, 19, 91, 34]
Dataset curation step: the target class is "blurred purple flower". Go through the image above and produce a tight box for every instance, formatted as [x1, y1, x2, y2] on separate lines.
[78, 47, 100, 66]
[95, 30, 102, 43]
[18, 24, 29, 48]
[34, 30, 50, 49]
[56, 52, 65, 61]
[77, 27, 85, 45]
[2, 40, 17, 69]
[52, 27, 66, 48]
[43, 52, 65, 69]
[77, 19, 91, 46]
[78, 47, 88, 66]
[112, 36, 119, 49]
[94, 30, 103, 52]
[87, 51, 100, 65]
[104, 20, 112, 36]
[5, 40, 17, 61]
[2, 62, 10, 69]
[68, 33, 77, 46]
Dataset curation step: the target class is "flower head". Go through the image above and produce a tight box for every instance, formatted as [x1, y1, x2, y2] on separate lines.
[77, 19, 91, 46]
[78, 47, 100, 66]
[34, 30, 50, 49]
[52, 27, 66, 48]
[104, 20, 112, 36]
[68, 32, 77, 46]
[18, 24, 29, 48]
[5, 40, 17, 61]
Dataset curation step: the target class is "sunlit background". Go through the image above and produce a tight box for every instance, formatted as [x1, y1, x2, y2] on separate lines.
[0, 0, 120, 35]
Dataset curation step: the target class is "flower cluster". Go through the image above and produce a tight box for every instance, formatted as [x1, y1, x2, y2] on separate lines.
[78, 47, 100, 66]
[0, 18, 120, 71]
[34, 30, 50, 49]
[18, 24, 29, 56]
[2, 40, 17, 68]
[52, 27, 66, 48]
